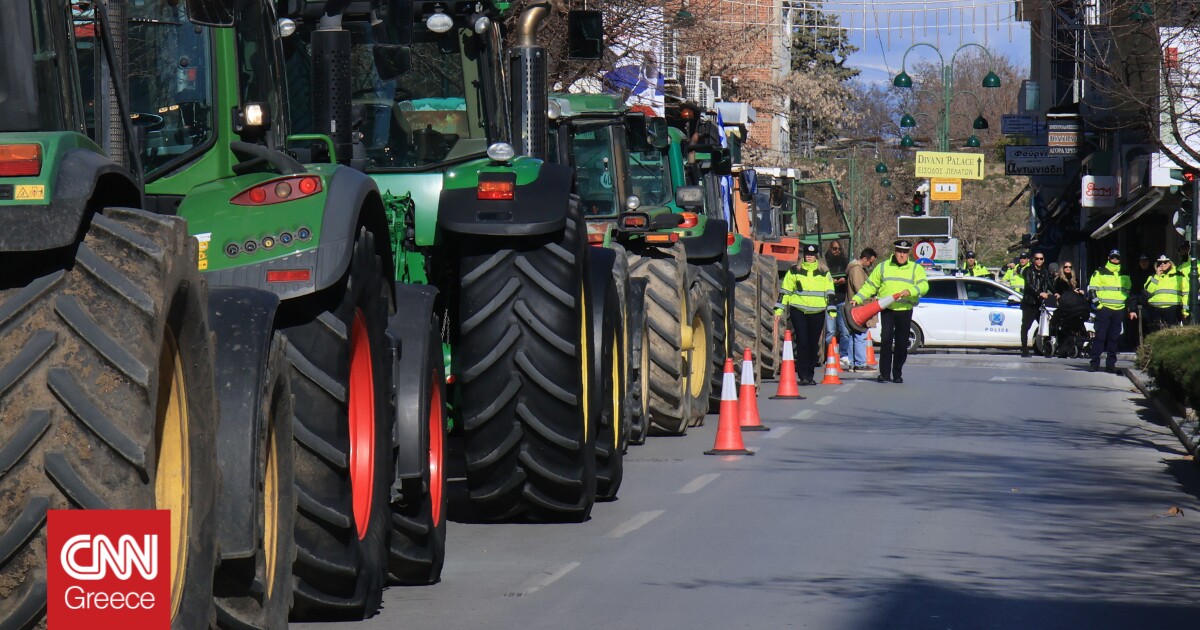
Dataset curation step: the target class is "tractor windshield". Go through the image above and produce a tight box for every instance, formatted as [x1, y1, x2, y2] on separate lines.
[569, 122, 621, 217]
[125, 4, 215, 176]
[628, 148, 671, 207]
[1, 0, 82, 133]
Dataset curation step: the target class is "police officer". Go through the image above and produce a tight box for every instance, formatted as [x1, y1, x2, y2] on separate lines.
[963, 251, 991, 279]
[775, 244, 834, 385]
[1088, 249, 1135, 373]
[850, 239, 929, 384]
[1005, 252, 1031, 291]
[1144, 254, 1188, 333]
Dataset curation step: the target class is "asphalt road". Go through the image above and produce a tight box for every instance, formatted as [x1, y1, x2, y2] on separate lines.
[301, 353, 1200, 630]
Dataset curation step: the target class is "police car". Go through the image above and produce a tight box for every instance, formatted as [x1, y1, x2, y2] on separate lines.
[869, 276, 1038, 351]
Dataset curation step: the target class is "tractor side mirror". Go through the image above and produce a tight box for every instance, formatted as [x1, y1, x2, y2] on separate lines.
[625, 114, 653, 153]
[185, 0, 235, 26]
[567, 10, 604, 60]
[649, 117, 669, 148]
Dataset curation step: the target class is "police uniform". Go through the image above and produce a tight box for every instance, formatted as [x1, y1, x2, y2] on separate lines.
[1145, 254, 1188, 333]
[1088, 249, 1132, 372]
[775, 244, 835, 385]
[963, 251, 991, 279]
[850, 239, 929, 383]
[1005, 254, 1031, 291]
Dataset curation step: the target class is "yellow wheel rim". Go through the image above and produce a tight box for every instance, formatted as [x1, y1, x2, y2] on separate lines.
[155, 330, 190, 619]
[579, 281, 589, 440]
[688, 312, 707, 399]
[263, 415, 280, 599]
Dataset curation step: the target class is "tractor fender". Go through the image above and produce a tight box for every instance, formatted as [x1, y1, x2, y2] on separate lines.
[728, 239, 754, 279]
[313, 166, 393, 295]
[0, 148, 140, 252]
[437, 162, 574, 237]
[586, 247, 618, 383]
[386, 283, 440, 482]
[679, 218, 730, 261]
[207, 286, 281, 561]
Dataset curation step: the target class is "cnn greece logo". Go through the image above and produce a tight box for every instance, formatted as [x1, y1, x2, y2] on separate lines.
[48, 510, 170, 629]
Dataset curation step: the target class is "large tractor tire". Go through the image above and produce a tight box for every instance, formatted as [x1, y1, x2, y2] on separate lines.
[0, 208, 219, 629]
[695, 260, 733, 412]
[732, 259, 762, 369]
[388, 314, 447, 585]
[457, 203, 595, 522]
[628, 246, 690, 435]
[595, 272, 628, 501]
[684, 278, 714, 427]
[284, 227, 392, 620]
[214, 335, 296, 629]
[608, 245, 638, 452]
[755, 254, 782, 380]
[626, 277, 650, 446]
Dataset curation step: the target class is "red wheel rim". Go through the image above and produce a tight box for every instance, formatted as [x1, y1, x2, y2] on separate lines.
[429, 372, 444, 527]
[349, 310, 375, 540]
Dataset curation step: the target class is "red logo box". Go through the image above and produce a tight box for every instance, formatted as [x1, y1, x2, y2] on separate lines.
[47, 510, 170, 630]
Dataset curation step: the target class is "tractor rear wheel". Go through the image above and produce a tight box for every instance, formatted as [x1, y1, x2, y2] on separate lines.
[285, 227, 392, 620]
[732, 259, 762, 370]
[458, 203, 595, 522]
[695, 260, 733, 412]
[684, 278, 714, 427]
[628, 246, 690, 435]
[214, 335, 295, 629]
[0, 208, 219, 629]
[595, 272, 627, 501]
[755, 254, 782, 379]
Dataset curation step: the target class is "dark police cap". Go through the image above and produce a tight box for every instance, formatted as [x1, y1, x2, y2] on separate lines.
[965, 251, 976, 258]
[1108, 248, 1121, 258]
[1138, 253, 1150, 261]
[1019, 252, 1030, 259]
[893, 239, 912, 250]
[803, 243, 818, 254]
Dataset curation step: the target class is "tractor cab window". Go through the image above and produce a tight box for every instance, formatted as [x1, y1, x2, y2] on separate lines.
[628, 147, 670, 207]
[568, 122, 619, 217]
[753, 189, 778, 239]
[125, 3, 215, 176]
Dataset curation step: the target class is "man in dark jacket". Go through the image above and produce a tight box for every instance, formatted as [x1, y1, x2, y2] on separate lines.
[1020, 251, 1054, 357]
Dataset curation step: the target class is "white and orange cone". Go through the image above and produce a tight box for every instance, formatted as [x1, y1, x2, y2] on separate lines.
[820, 336, 843, 385]
[705, 359, 753, 455]
[737, 348, 769, 431]
[772, 329, 804, 399]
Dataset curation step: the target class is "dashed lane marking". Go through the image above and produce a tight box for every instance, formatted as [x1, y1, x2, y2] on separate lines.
[606, 510, 666, 538]
[836, 384, 856, 392]
[763, 426, 793, 439]
[815, 396, 835, 405]
[504, 562, 581, 597]
[677, 473, 721, 494]
[792, 409, 816, 420]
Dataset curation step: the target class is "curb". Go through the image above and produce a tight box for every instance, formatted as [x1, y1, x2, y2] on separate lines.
[1123, 367, 1197, 457]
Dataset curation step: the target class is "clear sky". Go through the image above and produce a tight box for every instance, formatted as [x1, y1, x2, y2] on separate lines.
[804, 1, 1032, 85]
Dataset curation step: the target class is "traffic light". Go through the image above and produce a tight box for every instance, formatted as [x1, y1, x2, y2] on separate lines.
[911, 192, 926, 216]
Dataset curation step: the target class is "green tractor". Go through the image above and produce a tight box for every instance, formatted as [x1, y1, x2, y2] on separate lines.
[277, 2, 616, 511]
[118, 0, 446, 622]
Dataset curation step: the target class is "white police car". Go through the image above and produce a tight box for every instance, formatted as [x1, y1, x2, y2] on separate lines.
[869, 276, 1038, 350]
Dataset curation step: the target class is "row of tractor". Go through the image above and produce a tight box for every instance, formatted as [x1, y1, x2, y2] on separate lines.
[0, 1, 848, 627]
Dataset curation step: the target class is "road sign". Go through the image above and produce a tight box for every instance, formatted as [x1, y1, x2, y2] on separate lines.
[1004, 145, 1064, 176]
[929, 178, 962, 201]
[913, 239, 959, 266]
[914, 151, 986, 180]
[1047, 117, 1080, 156]
[914, 240, 937, 260]
[1001, 114, 1039, 136]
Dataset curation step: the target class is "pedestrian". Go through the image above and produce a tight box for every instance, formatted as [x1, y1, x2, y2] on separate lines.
[1019, 251, 1054, 357]
[1001, 259, 1018, 286]
[1144, 254, 1188, 334]
[1087, 249, 1135, 373]
[963, 250, 991, 279]
[776, 244, 834, 386]
[844, 247, 878, 372]
[1053, 260, 1080, 296]
[850, 239, 929, 384]
[823, 240, 851, 367]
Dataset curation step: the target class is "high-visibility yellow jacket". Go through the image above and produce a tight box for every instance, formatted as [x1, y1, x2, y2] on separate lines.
[1005, 262, 1029, 290]
[964, 263, 991, 278]
[1088, 261, 1131, 311]
[850, 257, 929, 312]
[775, 261, 835, 315]
[1145, 268, 1188, 308]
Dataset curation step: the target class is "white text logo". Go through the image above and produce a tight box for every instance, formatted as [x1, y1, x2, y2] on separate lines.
[60, 534, 158, 581]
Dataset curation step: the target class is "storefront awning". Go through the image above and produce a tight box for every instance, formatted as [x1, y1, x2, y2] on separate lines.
[1089, 188, 1165, 240]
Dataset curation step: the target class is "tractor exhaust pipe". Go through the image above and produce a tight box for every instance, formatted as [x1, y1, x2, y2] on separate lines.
[510, 0, 558, 159]
[311, 0, 355, 162]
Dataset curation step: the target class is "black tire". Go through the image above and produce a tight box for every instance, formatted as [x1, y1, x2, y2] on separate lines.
[609, 245, 640, 449]
[755, 254, 781, 379]
[0, 207, 219, 629]
[908, 322, 924, 352]
[595, 272, 627, 501]
[627, 279, 650, 446]
[695, 259, 733, 412]
[284, 227, 392, 620]
[388, 314, 447, 585]
[732, 258, 762, 368]
[684, 277, 715, 427]
[628, 246, 690, 436]
[215, 335, 296, 629]
[457, 203, 594, 522]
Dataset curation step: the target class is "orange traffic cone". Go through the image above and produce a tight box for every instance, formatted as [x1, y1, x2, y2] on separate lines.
[866, 330, 878, 367]
[771, 330, 804, 400]
[705, 359, 753, 455]
[738, 348, 769, 431]
[820, 336, 843, 385]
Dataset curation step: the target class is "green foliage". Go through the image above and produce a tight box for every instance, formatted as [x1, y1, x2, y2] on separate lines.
[790, 3, 859, 81]
[1138, 326, 1200, 410]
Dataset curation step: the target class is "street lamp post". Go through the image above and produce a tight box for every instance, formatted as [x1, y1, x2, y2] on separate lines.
[893, 42, 1001, 216]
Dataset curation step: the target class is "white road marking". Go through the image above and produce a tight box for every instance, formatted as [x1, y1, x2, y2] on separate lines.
[989, 376, 1042, 382]
[677, 473, 721, 494]
[792, 409, 816, 420]
[763, 426, 793, 439]
[506, 562, 581, 597]
[606, 510, 665, 538]
[836, 384, 856, 392]
[815, 396, 836, 405]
